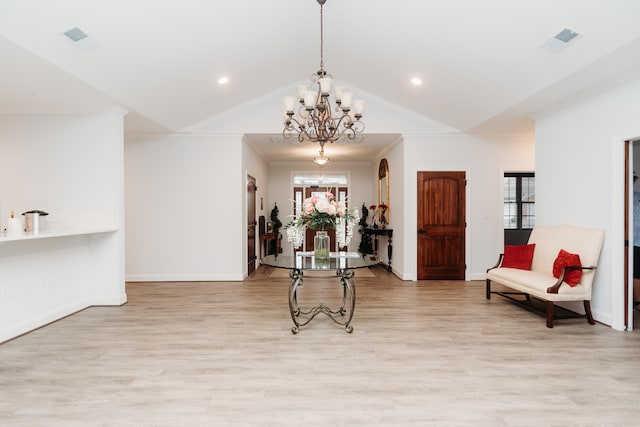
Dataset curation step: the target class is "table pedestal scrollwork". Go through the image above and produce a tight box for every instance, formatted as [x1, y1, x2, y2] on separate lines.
[288, 268, 356, 334]
[261, 254, 377, 334]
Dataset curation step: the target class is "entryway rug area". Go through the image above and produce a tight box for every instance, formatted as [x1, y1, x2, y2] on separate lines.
[269, 267, 376, 278]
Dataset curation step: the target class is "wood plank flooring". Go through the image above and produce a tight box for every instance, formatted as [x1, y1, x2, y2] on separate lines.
[1, 265, 640, 426]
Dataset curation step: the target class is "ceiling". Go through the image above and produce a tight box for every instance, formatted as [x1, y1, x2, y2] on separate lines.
[2, 0, 640, 162]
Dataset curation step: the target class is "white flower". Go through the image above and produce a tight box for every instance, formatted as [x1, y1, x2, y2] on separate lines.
[286, 224, 305, 248]
[336, 208, 360, 248]
[315, 198, 330, 213]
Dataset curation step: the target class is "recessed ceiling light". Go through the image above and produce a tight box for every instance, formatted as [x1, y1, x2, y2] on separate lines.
[411, 77, 423, 86]
[218, 76, 230, 85]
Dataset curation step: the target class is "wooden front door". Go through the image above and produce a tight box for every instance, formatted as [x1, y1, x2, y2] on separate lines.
[247, 175, 257, 275]
[417, 171, 466, 280]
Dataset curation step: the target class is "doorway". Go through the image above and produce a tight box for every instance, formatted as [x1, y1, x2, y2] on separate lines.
[627, 140, 640, 330]
[247, 175, 257, 275]
[417, 171, 466, 280]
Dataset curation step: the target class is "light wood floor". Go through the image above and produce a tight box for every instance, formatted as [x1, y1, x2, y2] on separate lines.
[2, 265, 640, 426]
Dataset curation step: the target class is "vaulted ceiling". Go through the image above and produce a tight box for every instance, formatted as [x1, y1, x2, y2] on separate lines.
[2, 0, 640, 161]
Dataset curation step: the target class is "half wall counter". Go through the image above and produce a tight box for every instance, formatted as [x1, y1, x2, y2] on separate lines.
[0, 226, 126, 343]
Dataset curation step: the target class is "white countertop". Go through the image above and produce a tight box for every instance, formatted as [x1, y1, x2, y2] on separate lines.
[0, 226, 118, 245]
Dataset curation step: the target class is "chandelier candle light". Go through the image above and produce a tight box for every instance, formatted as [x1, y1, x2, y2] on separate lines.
[282, 0, 365, 158]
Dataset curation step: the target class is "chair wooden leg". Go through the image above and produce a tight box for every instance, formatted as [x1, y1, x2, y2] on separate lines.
[546, 301, 554, 328]
[486, 279, 491, 300]
[584, 300, 596, 325]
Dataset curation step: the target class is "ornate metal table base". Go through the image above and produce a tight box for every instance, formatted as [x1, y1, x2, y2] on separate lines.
[288, 268, 356, 334]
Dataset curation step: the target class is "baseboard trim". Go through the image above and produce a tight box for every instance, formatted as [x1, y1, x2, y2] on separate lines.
[125, 274, 245, 282]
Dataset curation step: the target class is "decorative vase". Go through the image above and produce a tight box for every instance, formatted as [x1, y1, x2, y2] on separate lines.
[314, 230, 330, 259]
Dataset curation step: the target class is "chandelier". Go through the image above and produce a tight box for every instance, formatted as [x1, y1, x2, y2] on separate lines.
[282, 0, 365, 153]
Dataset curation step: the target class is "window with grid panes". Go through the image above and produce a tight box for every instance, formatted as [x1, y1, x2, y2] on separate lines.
[504, 173, 535, 230]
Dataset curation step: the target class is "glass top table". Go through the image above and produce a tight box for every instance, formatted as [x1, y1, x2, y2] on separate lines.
[262, 252, 379, 271]
[262, 253, 378, 334]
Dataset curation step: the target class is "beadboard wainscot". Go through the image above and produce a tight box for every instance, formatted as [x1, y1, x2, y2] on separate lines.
[0, 227, 125, 343]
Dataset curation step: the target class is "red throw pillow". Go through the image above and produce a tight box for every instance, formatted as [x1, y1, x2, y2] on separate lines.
[501, 244, 536, 270]
[552, 249, 582, 287]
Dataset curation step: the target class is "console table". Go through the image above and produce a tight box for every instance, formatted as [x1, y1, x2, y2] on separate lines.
[361, 228, 393, 271]
[262, 253, 378, 334]
[259, 232, 280, 259]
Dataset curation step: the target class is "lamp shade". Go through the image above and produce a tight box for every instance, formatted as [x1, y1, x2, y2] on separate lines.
[341, 92, 353, 108]
[318, 77, 332, 95]
[303, 90, 317, 108]
[297, 85, 309, 100]
[283, 96, 295, 112]
[352, 100, 365, 115]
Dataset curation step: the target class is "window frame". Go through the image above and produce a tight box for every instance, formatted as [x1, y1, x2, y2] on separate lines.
[503, 172, 535, 231]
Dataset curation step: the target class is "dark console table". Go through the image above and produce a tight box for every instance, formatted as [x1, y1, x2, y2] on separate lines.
[361, 228, 393, 272]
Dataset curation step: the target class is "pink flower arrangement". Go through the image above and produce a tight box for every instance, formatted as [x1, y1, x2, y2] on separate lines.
[302, 192, 345, 218]
[285, 191, 360, 248]
[296, 192, 350, 231]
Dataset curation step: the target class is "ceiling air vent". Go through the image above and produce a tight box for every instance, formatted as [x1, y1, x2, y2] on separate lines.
[62, 27, 100, 51]
[63, 27, 88, 42]
[554, 28, 579, 43]
[541, 28, 580, 52]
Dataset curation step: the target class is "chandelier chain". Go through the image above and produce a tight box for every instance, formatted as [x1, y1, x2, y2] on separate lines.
[319, 2, 324, 71]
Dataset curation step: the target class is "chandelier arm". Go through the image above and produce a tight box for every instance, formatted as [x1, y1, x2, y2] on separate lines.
[284, 116, 303, 132]
[332, 126, 356, 142]
[350, 121, 365, 134]
[295, 105, 317, 139]
[322, 96, 336, 134]
[310, 109, 323, 144]
[284, 117, 314, 143]
[287, 115, 320, 143]
[330, 113, 355, 133]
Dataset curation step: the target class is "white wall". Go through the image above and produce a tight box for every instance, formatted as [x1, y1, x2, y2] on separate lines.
[0, 112, 126, 342]
[0, 114, 123, 228]
[535, 76, 640, 330]
[125, 134, 244, 281]
[401, 133, 536, 281]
